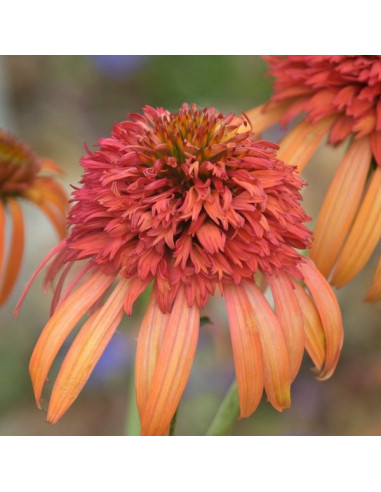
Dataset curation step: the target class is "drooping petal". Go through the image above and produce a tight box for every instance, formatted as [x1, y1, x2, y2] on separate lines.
[266, 273, 304, 381]
[32, 199, 67, 239]
[277, 117, 334, 172]
[135, 291, 170, 418]
[47, 280, 130, 424]
[365, 255, 381, 302]
[124, 277, 151, 315]
[310, 136, 372, 277]
[331, 167, 381, 287]
[224, 283, 264, 418]
[29, 271, 114, 407]
[292, 281, 326, 373]
[0, 199, 25, 306]
[298, 259, 343, 380]
[40, 158, 64, 174]
[244, 282, 291, 411]
[140, 287, 199, 436]
[14, 241, 66, 317]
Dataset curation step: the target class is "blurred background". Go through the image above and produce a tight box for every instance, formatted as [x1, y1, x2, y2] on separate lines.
[0, 55, 380, 436]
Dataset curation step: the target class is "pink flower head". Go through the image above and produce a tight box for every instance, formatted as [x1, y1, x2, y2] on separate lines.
[248, 56, 381, 301]
[17, 104, 343, 435]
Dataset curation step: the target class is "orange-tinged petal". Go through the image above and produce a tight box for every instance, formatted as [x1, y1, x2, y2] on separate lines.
[124, 277, 151, 315]
[310, 136, 372, 277]
[140, 288, 199, 436]
[40, 158, 64, 174]
[135, 292, 170, 418]
[331, 167, 381, 287]
[34, 200, 67, 239]
[292, 281, 326, 373]
[277, 116, 334, 172]
[266, 273, 304, 381]
[246, 102, 290, 135]
[365, 255, 381, 302]
[224, 283, 264, 418]
[47, 280, 130, 424]
[298, 259, 343, 380]
[14, 241, 66, 317]
[25, 181, 67, 239]
[29, 271, 114, 407]
[244, 282, 291, 411]
[0, 201, 5, 281]
[0, 199, 25, 306]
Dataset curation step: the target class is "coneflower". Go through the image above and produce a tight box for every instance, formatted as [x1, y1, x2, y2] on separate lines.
[248, 56, 381, 301]
[16, 104, 343, 436]
[0, 130, 67, 306]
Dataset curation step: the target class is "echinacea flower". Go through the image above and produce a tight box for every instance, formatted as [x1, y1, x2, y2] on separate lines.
[16, 104, 343, 436]
[0, 130, 67, 306]
[248, 56, 381, 301]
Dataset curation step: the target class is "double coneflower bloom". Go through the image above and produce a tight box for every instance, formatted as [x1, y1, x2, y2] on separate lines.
[0, 130, 67, 306]
[248, 56, 381, 301]
[17, 104, 343, 435]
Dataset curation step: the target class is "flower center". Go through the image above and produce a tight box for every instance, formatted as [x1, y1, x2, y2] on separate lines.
[0, 131, 39, 199]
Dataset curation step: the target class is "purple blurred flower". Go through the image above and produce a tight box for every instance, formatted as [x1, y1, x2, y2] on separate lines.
[89, 55, 147, 78]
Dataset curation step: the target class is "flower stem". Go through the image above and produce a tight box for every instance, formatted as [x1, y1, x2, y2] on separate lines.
[169, 410, 178, 436]
[205, 380, 240, 436]
[125, 365, 141, 436]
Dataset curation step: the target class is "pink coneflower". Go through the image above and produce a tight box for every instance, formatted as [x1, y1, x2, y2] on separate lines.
[0, 130, 67, 306]
[17, 104, 343, 436]
[248, 56, 381, 301]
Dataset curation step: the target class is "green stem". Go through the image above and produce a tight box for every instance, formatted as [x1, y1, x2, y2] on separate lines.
[169, 410, 178, 436]
[125, 365, 141, 436]
[205, 380, 240, 436]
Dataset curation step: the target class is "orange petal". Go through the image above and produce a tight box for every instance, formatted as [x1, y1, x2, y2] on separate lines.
[140, 287, 199, 436]
[47, 280, 130, 424]
[124, 277, 151, 315]
[14, 240, 67, 317]
[34, 200, 67, 239]
[40, 158, 64, 174]
[298, 259, 343, 380]
[224, 283, 264, 418]
[135, 291, 170, 418]
[331, 167, 381, 287]
[0, 199, 25, 306]
[246, 102, 290, 135]
[292, 281, 326, 373]
[0, 201, 5, 281]
[310, 136, 372, 277]
[34, 178, 68, 216]
[25, 181, 67, 239]
[365, 255, 381, 302]
[266, 273, 304, 381]
[244, 282, 291, 411]
[277, 116, 334, 172]
[29, 271, 114, 407]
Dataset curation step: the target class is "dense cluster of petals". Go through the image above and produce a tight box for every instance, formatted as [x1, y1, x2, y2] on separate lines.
[267, 55, 381, 148]
[248, 56, 381, 301]
[0, 130, 67, 306]
[17, 105, 344, 435]
[65, 103, 312, 311]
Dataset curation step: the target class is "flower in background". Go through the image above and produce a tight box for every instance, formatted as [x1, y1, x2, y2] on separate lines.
[0, 130, 67, 306]
[89, 55, 148, 79]
[248, 56, 381, 301]
[16, 104, 343, 436]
